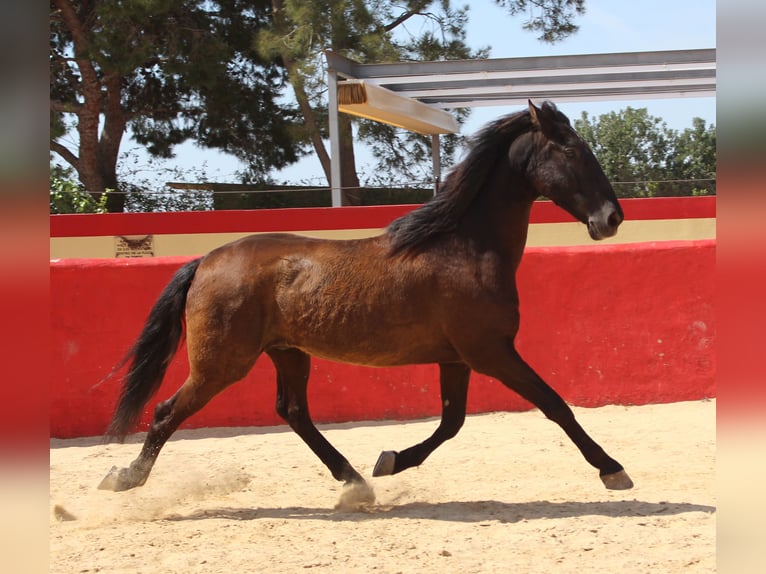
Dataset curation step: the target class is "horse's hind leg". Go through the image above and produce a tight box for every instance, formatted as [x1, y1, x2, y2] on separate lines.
[100, 312, 261, 491]
[268, 348, 369, 490]
[373, 362, 471, 477]
[99, 373, 231, 491]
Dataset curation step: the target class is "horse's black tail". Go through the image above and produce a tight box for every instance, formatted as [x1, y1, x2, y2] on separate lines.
[104, 258, 202, 441]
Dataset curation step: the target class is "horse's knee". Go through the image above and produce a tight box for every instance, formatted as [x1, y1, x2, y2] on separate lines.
[275, 382, 288, 421]
[287, 402, 303, 421]
[285, 402, 311, 432]
[275, 397, 288, 421]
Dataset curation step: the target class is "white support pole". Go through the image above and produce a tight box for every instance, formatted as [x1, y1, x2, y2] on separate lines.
[431, 134, 441, 196]
[327, 69, 343, 207]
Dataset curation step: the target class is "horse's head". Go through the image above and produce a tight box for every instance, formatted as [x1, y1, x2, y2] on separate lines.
[521, 100, 623, 240]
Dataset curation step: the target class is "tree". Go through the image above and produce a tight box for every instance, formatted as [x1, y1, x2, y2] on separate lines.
[50, 164, 107, 214]
[668, 117, 717, 195]
[495, 0, 585, 42]
[51, 0, 588, 211]
[574, 108, 716, 197]
[50, 0, 304, 212]
[257, 0, 586, 204]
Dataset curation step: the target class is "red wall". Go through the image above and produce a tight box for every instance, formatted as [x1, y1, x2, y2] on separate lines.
[50, 239, 715, 439]
[49, 196, 716, 237]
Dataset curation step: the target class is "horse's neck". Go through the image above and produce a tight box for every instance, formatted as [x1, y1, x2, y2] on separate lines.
[458, 168, 535, 268]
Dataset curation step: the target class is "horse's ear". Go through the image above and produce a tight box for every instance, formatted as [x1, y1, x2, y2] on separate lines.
[529, 99, 560, 138]
[528, 100, 541, 125]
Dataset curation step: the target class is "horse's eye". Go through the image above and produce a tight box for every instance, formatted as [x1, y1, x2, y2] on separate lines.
[563, 147, 576, 158]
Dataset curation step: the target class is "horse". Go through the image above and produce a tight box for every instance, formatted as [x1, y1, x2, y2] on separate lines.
[98, 100, 633, 498]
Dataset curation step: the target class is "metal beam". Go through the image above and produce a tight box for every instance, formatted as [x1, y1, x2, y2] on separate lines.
[338, 80, 459, 134]
[327, 67, 343, 207]
[324, 48, 716, 206]
[325, 48, 715, 107]
[431, 134, 441, 196]
[326, 49, 715, 81]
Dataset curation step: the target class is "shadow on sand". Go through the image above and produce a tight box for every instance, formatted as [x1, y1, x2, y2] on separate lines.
[162, 498, 715, 524]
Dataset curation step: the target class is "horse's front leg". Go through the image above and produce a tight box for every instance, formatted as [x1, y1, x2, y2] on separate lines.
[469, 340, 633, 490]
[373, 362, 470, 476]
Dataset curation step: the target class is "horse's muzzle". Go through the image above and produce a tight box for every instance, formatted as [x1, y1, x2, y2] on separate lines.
[587, 204, 623, 240]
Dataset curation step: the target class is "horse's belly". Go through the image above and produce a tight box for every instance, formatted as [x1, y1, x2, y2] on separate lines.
[273, 314, 458, 367]
[296, 338, 459, 367]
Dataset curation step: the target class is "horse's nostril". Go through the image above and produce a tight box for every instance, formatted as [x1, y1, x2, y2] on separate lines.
[607, 210, 622, 228]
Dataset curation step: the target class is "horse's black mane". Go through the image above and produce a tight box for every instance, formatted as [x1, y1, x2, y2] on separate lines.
[386, 103, 561, 256]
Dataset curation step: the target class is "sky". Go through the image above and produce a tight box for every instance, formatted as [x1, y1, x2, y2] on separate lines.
[123, 0, 717, 187]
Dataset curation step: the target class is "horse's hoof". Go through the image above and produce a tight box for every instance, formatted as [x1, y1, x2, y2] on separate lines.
[372, 451, 397, 477]
[601, 469, 634, 490]
[335, 481, 376, 510]
[98, 466, 125, 491]
[98, 465, 137, 492]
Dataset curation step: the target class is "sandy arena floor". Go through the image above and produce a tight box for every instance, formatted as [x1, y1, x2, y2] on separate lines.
[50, 399, 715, 573]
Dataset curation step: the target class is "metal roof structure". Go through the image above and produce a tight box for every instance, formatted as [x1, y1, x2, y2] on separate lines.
[325, 48, 716, 206]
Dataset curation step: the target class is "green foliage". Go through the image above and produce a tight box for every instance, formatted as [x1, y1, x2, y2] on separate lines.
[51, 0, 589, 211]
[495, 0, 586, 43]
[50, 166, 108, 214]
[574, 108, 716, 197]
[121, 184, 213, 213]
[50, 0, 305, 211]
[669, 117, 717, 196]
[257, 0, 582, 189]
[116, 149, 214, 212]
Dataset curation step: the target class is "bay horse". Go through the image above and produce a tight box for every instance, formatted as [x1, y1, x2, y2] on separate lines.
[99, 100, 633, 497]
